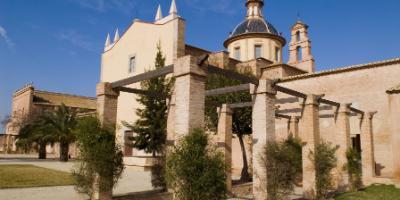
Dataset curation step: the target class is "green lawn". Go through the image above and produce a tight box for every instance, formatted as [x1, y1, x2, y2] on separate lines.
[335, 184, 400, 200]
[0, 164, 75, 189]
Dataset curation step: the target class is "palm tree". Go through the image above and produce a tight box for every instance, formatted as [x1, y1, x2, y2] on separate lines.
[17, 119, 54, 159]
[43, 104, 77, 162]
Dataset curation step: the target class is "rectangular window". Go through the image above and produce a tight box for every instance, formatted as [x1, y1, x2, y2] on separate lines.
[234, 47, 241, 60]
[255, 45, 262, 59]
[275, 47, 280, 62]
[129, 56, 136, 73]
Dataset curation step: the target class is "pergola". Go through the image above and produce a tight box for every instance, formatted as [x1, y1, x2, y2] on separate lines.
[96, 54, 376, 200]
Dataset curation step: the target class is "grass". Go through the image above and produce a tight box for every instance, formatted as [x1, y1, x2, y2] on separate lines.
[335, 184, 400, 200]
[0, 164, 75, 189]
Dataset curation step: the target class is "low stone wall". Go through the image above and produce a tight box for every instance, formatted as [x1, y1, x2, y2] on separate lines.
[113, 190, 172, 200]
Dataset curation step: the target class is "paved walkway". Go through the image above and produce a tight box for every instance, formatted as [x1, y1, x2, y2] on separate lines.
[0, 155, 153, 200]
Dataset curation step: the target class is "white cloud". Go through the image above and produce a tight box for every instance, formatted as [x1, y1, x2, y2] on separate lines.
[71, 0, 137, 15]
[0, 25, 15, 48]
[56, 30, 98, 52]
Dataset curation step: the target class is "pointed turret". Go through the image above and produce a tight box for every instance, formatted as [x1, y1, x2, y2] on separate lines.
[169, 0, 178, 15]
[104, 33, 111, 49]
[113, 28, 120, 42]
[155, 5, 163, 21]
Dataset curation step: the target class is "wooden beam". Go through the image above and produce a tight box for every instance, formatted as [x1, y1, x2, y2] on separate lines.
[111, 65, 173, 88]
[276, 97, 299, 104]
[275, 113, 291, 120]
[274, 85, 307, 99]
[349, 107, 365, 115]
[207, 64, 259, 85]
[228, 102, 253, 109]
[205, 84, 250, 96]
[117, 87, 168, 99]
[319, 98, 340, 107]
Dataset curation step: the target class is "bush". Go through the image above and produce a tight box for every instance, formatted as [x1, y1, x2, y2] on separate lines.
[310, 141, 338, 200]
[346, 148, 362, 190]
[261, 136, 303, 200]
[72, 117, 124, 198]
[165, 129, 227, 200]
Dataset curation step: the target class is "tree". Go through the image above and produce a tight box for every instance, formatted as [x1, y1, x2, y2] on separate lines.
[42, 103, 77, 162]
[123, 44, 172, 157]
[166, 129, 227, 200]
[16, 114, 54, 159]
[73, 116, 124, 199]
[205, 65, 253, 181]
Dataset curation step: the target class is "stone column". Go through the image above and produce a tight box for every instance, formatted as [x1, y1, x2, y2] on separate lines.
[173, 55, 206, 138]
[301, 94, 321, 199]
[289, 115, 300, 138]
[96, 82, 119, 127]
[251, 79, 276, 200]
[95, 82, 119, 200]
[334, 103, 351, 190]
[166, 88, 176, 146]
[360, 112, 376, 186]
[217, 104, 233, 193]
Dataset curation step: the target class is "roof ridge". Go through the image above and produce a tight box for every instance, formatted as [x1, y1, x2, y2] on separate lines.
[281, 57, 400, 82]
[35, 90, 96, 100]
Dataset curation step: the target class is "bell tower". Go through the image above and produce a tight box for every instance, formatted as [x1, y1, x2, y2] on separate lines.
[288, 20, 315, 73]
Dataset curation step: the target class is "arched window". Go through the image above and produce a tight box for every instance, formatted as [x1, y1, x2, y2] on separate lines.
[296, 31, 301, 42]
[234, 47, 241, 60]
[296, 46, 302, 62]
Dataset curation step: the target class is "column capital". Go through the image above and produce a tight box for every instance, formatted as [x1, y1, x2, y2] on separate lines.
[96, 82, 119, 97]
[304, 94, 323, 106]
[173, 55, 207, 78]
[338, 103, 352, 114]
[250, 79, 277, 95]
[218, 104, 233, 115]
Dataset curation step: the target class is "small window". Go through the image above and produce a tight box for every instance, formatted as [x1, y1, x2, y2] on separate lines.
[234, 47, 241, 60]
[254, 45, 262, 59]
[296, 46, 302, 62]
[129, 56, 136, 73]
[296, 31, 301, 41]
[275, 47, 280, 62]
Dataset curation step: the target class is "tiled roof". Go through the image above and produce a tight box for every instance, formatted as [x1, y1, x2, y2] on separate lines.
[33, 90, 96, 110]
[387, 83, 400, 94]
[281, 57, 400, 82]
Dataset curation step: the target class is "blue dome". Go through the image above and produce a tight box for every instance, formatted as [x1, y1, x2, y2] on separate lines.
[231, 18, 279, 37]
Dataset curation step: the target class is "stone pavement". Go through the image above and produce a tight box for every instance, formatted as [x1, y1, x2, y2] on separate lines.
[0, 155, 153, 200]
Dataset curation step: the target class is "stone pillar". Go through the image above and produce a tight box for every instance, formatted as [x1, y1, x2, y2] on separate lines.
[96, 82, 119, 127]
[217, 104, 233, 193]
[360, 112, 376, 186]
[289, 115, 300, 138]
[250, 79, 276, 200]
[166, 88, 176, 146]
[173, 55, 206, 138]
[95, 82, 119, 200]
[334, 103, 351, 190]
[301, 94, 321, 199]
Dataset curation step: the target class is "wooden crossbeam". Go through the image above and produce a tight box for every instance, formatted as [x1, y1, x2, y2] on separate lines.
[228, 102, 253, 109]
[274, 85, 307, 99]
[111, 65, 174, 88]
[275, 113, 291, 120]
[349, 107, 364, 115]
[319, 98, 340, 107]
[277, 108, 303, 114]
[276, 97, 299, 104]
[207, 64, 259, 85]
[117, 87, 168, 99]
[205, 84, 250, 96]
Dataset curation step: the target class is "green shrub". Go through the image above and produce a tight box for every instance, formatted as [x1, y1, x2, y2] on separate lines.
[72, 117, 124, 198]
[165, 129, 227, 200]
[310, 141, 338, 200]
[261, 136, 303, 200]
[346, 148, 362, 190]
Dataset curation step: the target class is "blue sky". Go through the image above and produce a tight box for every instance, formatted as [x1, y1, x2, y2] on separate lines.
[1, 0, 400, 132]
